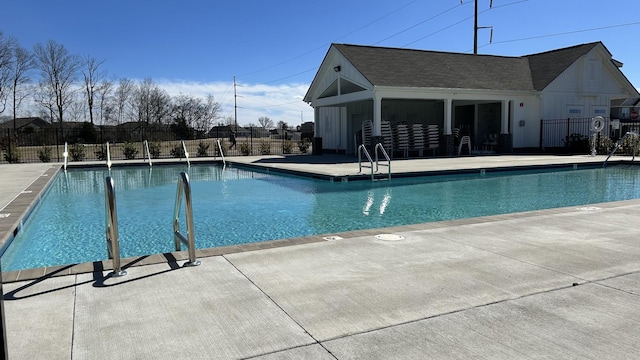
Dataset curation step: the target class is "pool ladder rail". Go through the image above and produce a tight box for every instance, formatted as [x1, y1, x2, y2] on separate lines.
[215, 139, 226, 167]
[173, 171, 201, 267]
[603, 131, 638, 167]
[143, 140, 153, 167]
[358, 143, 391, 181]
[104, 176, 127, 276]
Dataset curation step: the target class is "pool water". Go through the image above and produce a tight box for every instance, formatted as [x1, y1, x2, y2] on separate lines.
[2, 164, 640, 271]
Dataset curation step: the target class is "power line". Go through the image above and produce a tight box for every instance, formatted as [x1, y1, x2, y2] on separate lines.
[489, 21, 640, 45]
[374, 2, 468, 45]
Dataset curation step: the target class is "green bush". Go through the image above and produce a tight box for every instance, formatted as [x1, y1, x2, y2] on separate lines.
[259, 140, 271, 155]
[298, 139, 310, 154]
[197, 141, 210, 157]
[95, 145, 107, 161]
[70, 143, 86, 161]
[239, 142, 251, 156]
[148, 142, 161, 159]
[38, 146, 52, 163]
[282, 140, 294, 154]
[170, 143, 186, 158]
[3, 148, 20, 163]
[123, 142, 139, 160]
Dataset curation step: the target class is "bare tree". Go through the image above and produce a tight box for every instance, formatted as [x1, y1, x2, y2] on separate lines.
[258, 116, 274, 129]
[81, 55, 105, 124]
[9, 45, 36, 126]
[33, 40, 81, 123]
[0, 32, 17, 114]
[132, 78, 171, 124]
[96, 79, 113, 125]
[172, 94, 222, 134]
[112, 78, 134, 125]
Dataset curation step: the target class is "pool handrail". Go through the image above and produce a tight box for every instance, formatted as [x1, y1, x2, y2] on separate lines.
[106, 142, 112, 170]
[143, 140, 152, 167]
[216, 139, 226, 167]
[173, 171, 201, 267]
[104, 176, 127, 277]
[374, 143, 391, 180]
[180, 140, 191, 167]
[63, 142, 68, 171]
[603, 131, 638, 167]
[358, 144, 374, 180]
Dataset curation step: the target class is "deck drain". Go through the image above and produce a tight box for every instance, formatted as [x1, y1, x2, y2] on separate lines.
[578, 206, 601, 211]
[20, 190, 32, 194]
[323, 235, 343, 241]
[0, 213, 9, 218]
[375, 234, 405, 241]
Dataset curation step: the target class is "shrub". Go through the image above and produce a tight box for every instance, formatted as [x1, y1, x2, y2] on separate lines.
[38, 146, 52, 163]
[259, 140, 271, 155]
[170, 143, 185, 158]
[3, 148, 20, 163]
[298, 139, 310, 154]
[239, 142, 251, 156]
[95, 145, 107, 161]
[148, 142, 161, 159]
[69, 143, 86, 161]
[197, 141, 210, 157]
[282, 140, 294, 154]
[123, 142, 139, 160]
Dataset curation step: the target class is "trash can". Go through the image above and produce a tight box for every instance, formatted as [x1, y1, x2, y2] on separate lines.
[312, 137, 322, 155]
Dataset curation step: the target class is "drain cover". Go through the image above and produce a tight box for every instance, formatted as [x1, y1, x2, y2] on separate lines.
[578, 206, 601, 211]
[323, 235, 343, 241]
[0, 213, 9, 218]
[375, 234, 404, 241]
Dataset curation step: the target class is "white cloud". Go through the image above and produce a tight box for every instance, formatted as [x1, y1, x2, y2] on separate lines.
[156, 80, 313, 127]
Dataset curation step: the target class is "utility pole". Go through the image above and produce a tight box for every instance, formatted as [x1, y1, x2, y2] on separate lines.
[466, 0, 493, 54]
[233, 76, 238, 133]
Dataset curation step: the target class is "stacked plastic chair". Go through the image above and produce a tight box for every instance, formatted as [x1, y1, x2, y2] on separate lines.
[381, 121, 394, 156]
[426, 124, 440, 155]
[393, 124, 410, 158]
[410, 123, 425, 156]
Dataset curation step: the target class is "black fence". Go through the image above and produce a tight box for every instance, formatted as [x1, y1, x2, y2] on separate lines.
[540, 117, 640, 155]
[0, 126, 314, 164]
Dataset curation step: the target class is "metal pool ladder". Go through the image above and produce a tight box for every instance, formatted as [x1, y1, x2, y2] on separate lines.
[603, 131, 638, 167]
[173, 172, 201, 267]
[216, 139, 226, 167]
[104, 176, 127, 276]
[358, 143, 392, 181]
[143, 140, 152, 167]
[374, 143, 391, 180]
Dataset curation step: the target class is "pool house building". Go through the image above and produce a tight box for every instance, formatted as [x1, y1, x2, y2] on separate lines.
[303, 42, 639, 156]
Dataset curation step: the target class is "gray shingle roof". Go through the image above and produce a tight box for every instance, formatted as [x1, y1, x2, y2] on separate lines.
[525, 42, 600, 90]
[332, 42, 603, 92]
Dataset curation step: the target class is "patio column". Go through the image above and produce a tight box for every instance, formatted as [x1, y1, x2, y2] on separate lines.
[501, 100, 509, 134]
[372, 91, 382, 137]
[499, 100, 513, 153]
[444, 98, 455, 155]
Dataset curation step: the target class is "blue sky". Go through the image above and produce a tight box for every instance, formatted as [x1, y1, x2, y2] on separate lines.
[3, 0, 640, 126]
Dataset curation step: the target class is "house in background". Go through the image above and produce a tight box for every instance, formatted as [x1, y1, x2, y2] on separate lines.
[0, 117, 50, 131]
[303, 42, 639, 156]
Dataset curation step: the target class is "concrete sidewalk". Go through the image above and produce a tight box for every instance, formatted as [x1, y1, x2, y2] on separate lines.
[2, 156, 640, 359]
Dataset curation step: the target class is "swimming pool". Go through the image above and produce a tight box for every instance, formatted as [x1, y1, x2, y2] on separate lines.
[2, 163, 640, 271]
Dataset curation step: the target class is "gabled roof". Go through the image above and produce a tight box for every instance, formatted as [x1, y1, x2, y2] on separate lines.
[333, 43, 534, 91]
[0, 117, 50, 129]
[525, 42, 601, 90]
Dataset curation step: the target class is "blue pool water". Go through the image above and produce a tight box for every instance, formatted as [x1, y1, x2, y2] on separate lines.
[2, 164, 640, 271]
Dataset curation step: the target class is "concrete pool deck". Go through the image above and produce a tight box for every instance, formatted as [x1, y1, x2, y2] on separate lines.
[1, 154, 640, 359]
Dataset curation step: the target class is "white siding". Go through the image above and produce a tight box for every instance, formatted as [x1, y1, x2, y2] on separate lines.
[318, 107, 347, 151]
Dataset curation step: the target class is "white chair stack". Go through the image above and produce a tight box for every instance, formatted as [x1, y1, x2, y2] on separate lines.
[410, 123, 425, 156]
[393, 124, 410, 157]
[426, 124, 439, 155]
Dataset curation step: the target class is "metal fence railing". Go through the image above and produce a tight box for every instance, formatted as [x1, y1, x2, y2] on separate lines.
[540, 117, 640, 155]
[0, 125, 314, 164]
